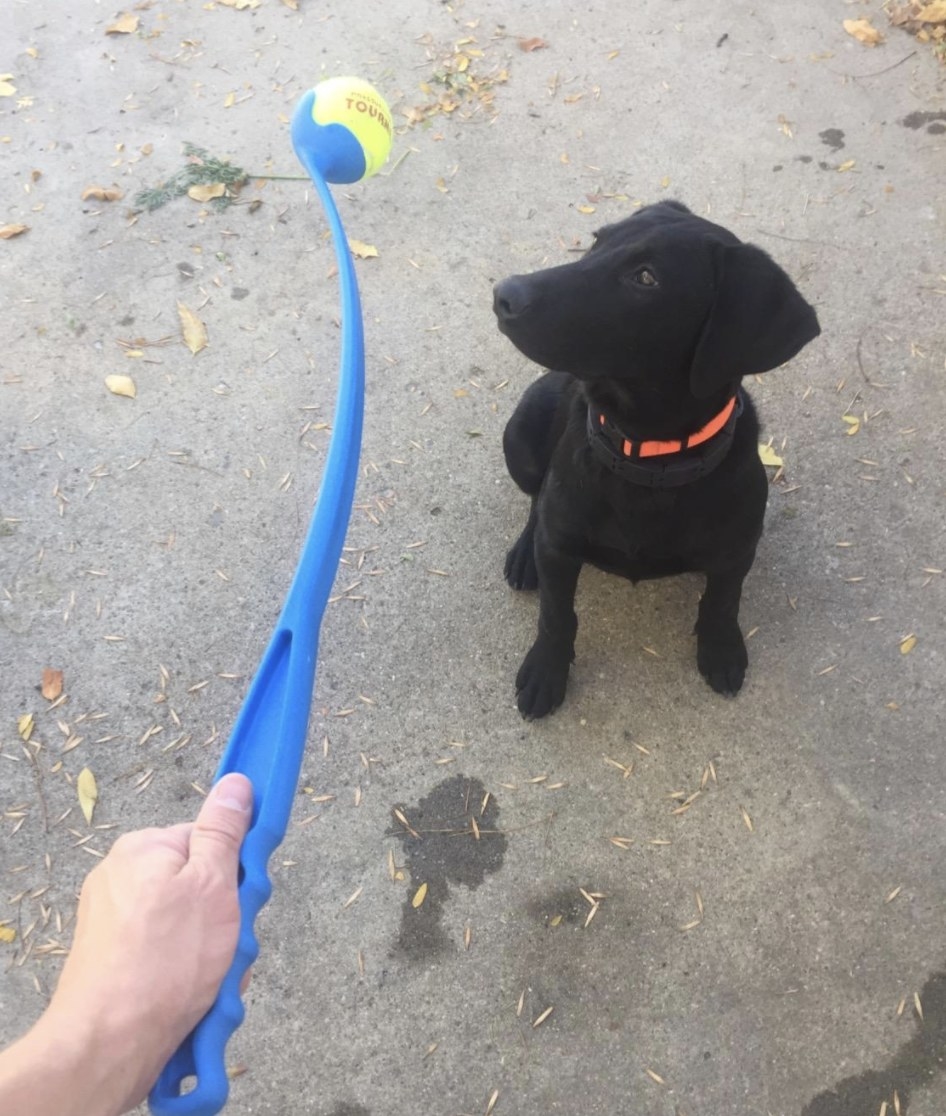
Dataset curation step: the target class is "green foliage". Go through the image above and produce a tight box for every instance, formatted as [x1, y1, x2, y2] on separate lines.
[134, 143, 247, 213]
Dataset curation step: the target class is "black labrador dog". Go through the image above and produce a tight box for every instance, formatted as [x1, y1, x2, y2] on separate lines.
[494, 200, 820, 718]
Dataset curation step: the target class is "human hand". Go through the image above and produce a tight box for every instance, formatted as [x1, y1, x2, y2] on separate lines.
[44, 773, 253, 1115]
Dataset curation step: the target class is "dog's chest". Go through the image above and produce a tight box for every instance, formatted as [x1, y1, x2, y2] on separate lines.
[581, 486, 707, 580]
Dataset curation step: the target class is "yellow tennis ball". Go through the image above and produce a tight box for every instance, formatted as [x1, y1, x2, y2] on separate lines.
[293, 77, 393, 184]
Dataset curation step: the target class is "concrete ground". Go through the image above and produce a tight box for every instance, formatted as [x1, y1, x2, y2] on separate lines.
[2, 1, 945, 1113]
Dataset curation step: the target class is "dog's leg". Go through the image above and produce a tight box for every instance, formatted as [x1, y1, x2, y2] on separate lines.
[695, 561, 754, 695]
[503, 372, 571, 591]
[516, 536, 581, 718]
[504, 501, 538, 590]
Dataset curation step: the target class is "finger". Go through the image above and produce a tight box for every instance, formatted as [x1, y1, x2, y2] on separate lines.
[187, 774, 253, 876]
[240, 967, 253, 995]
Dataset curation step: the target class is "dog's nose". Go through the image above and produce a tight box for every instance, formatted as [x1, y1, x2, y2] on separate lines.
[493, 276, 532, 321]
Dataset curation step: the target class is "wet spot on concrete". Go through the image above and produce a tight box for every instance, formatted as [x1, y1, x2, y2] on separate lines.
[819, 128, 845, 151]
[393, 775, 506, 961]
[796, 155, 813, 164]
[527, 886, 588, 927]
[802, 967, 946, 1115]
[231, 287, 250, 300]
[325, 1105, 370, 1116]
[901, 110, 946, 134]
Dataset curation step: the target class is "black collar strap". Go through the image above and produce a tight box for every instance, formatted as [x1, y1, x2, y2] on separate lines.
[586, 391, 745, 489]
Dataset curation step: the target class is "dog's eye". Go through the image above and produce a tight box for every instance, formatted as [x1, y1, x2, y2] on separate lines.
[630, 267, 658, 287]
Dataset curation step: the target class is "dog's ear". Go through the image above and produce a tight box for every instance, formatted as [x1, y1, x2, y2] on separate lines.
[690, 242, 820, 398]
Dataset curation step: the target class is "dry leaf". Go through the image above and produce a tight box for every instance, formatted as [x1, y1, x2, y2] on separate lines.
[106, 12, 140, 35]
[844, 18, 884, 45]
[518, 37, 549, 51]
[0, 223, 29, 239]
[17, 713, 34, 741]
[900, 634, 917, 655]
[0, 79, 16, 98]
[218, 0, 261, 8]
[105, 374, 137, 398]
[41, 668, 63, 701]
[187, 182, 227, 202]
[280, 0, 300, 8]
[81, 185, 124, 202]
[77, 768, 98, 824]
[348, 239, 379, 260]
[758, 443, 784, 467]
[577, 204, 597, 215]
[412, 882, 428, 908]
[0, 925, 15, 944]
[177, 302, 208, 354]
[916, 1, 946, 21]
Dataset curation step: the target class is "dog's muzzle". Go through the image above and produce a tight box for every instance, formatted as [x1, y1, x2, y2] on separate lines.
[493, 276, 533, 324]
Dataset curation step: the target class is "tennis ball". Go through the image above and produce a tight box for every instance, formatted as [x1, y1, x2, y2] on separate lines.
[291, 77, 393, 184]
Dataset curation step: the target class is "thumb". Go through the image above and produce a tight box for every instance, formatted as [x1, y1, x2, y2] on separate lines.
[188, 773, 254, 873]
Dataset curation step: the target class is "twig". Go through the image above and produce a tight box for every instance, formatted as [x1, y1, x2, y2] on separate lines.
[826, 50, 917, 80]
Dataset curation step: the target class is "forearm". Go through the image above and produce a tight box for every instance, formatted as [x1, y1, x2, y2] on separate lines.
[0, 1008, 134, 1116]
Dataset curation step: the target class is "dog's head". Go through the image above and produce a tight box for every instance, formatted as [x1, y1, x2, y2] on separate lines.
[493, 200, 820, 401]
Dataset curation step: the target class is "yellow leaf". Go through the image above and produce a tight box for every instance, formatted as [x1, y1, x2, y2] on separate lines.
[223, 91, 236, 108]
[41, 668, 63, 701]
[219, 0, 261, 8]
[106, 12, 140, 35]
[577, 204, 596, 214]
[0, 80, 16, 98]
[841, 414, 860, 435]
[837, 159, 856, 172]
[17, 713, 34, 741]
[412, 882, 428, 908]
[81, 184, 123, 202]
[177, 302, 208, 354]
[659, 175, 671, 188]
[187, 182, 227, 202]
[900, 634, 917, 655]
[0, 223, 29, 239]
[843, 18, 883, 46]
[280, 0, 300, 8]
[916, 1, 946, 22]
[77, 768, 98, 824]
[0, 925, 16, 944]
[348, 239, 379, 260]
[758, 443, 783, 467]
[105, 374, 137, 398]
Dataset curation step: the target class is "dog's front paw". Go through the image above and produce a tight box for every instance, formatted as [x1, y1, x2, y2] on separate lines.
[516, 642, 570, 718]
[697, 629, 748, 696]
[504, 532, 538, 591]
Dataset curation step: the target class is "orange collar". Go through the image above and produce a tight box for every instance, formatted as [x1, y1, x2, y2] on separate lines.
[587, 393, 744, 488]
[598, 394, 737, 459]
